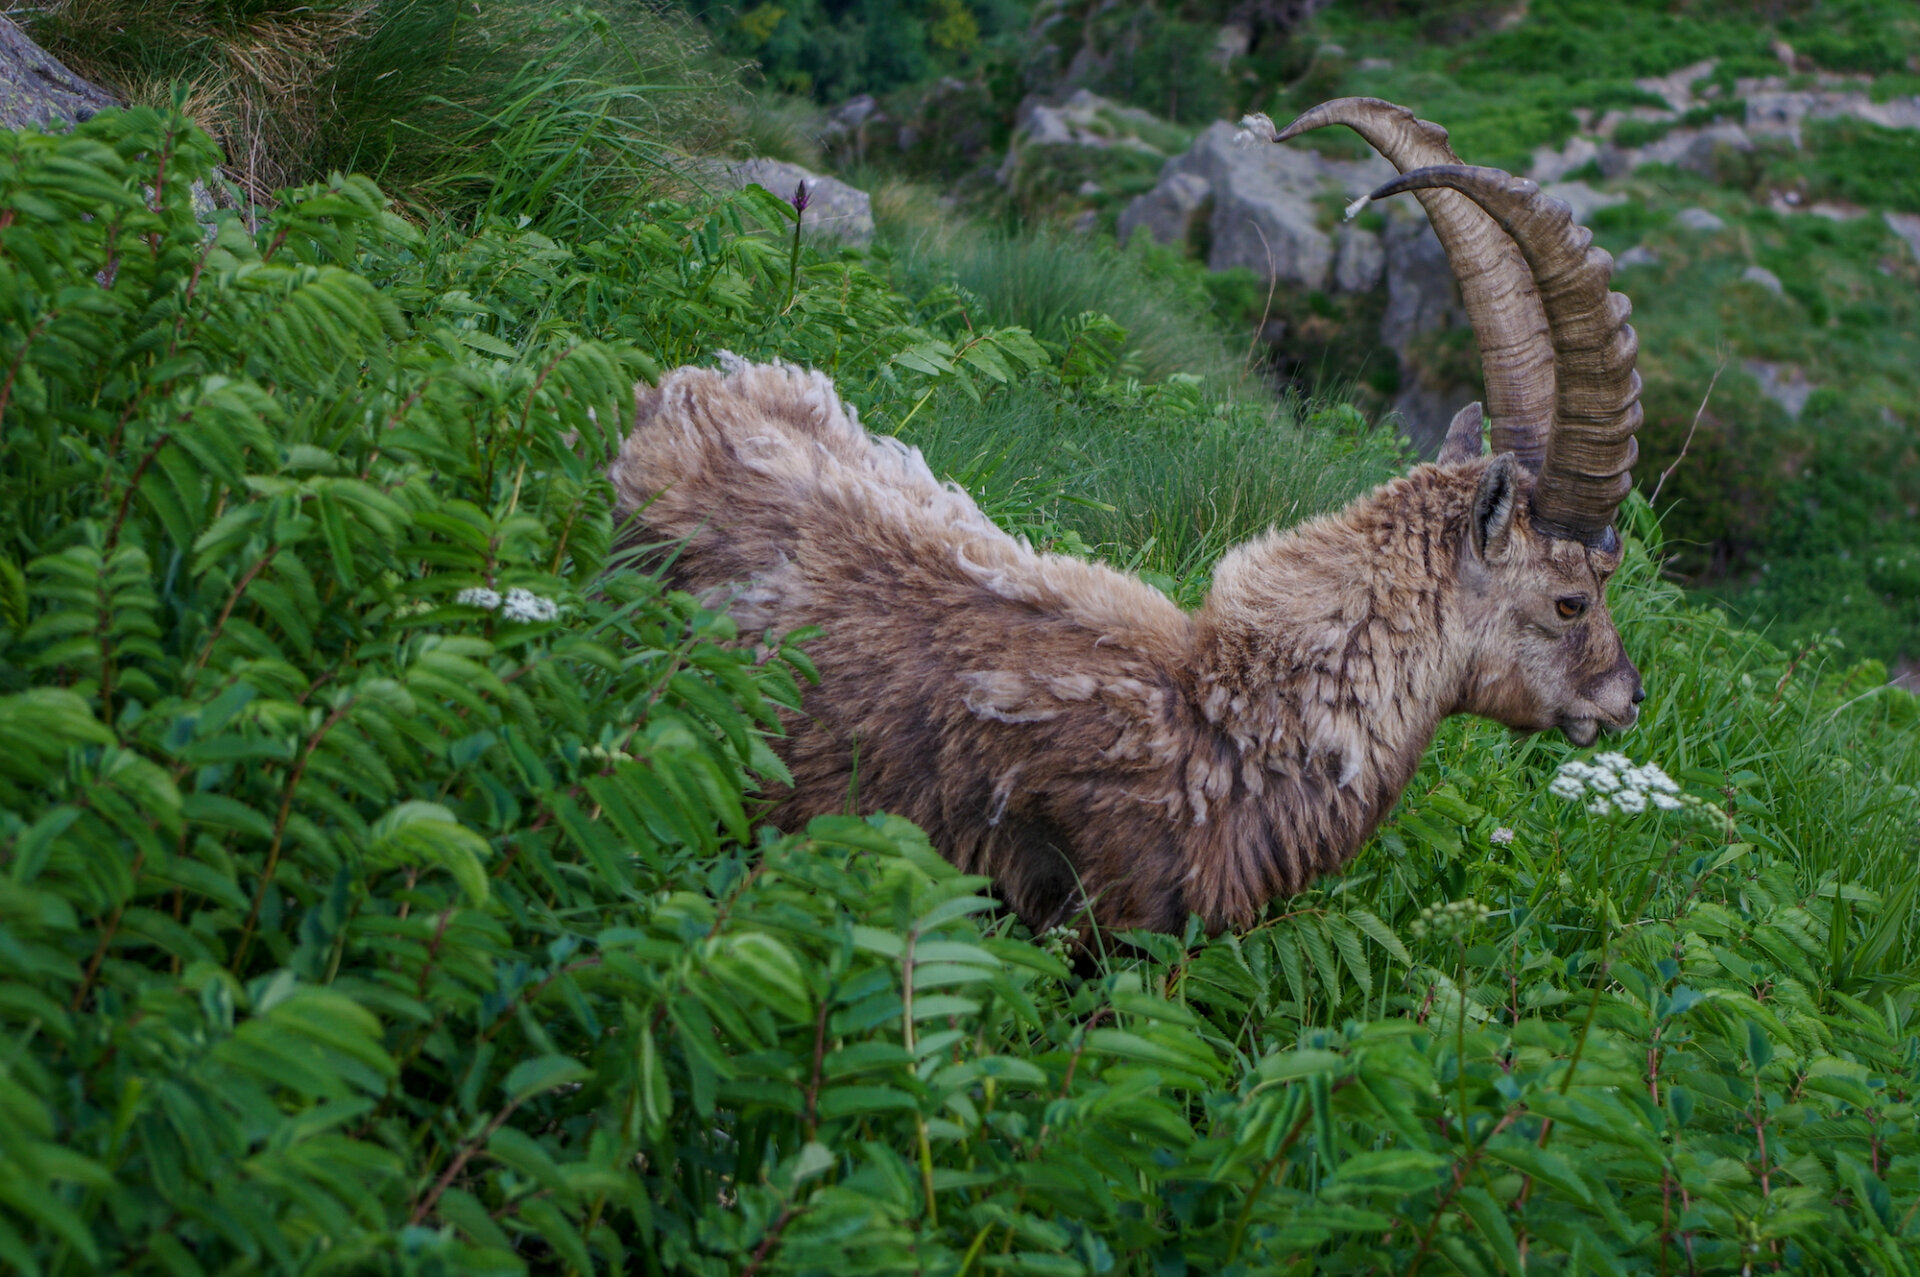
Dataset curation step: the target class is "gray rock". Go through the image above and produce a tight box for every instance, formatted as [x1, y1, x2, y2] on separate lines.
[1885, 211, 1920, 262]
[0, 18, 233, 229]
[1540, 180, 1626, 225]
[1635, 58, 1719, 113]
[1648, 122, 1751, 174]
[702, 158, 874, 244]
[0, 15, 115, 130]
[1120, 120, 1393, 289]
[1740, 264, 1784, 294]
[1334, 224, 1384, 293]
[825, 94, 879, 134]
[1117, 170, 1211, 251]
[998, 88, 1175, 184]
[1616, 244, 1660, 270]
[1744, 359, 1812, 417]
[1380, 202, 1474, 452]
[1380, 203, 1463, 355]
[1391, 379, 1472, 457]
[1745, 89, 1920, 148]
[1530, 135, 1599, 183]
[1677, 207, 1726, 232]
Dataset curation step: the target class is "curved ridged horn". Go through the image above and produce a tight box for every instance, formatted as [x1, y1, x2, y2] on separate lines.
[1370, 164, 1640, 546]
[1273, 98, 1555, 468]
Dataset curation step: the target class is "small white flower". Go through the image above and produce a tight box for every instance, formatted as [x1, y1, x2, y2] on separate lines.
[1490, 826, 1515, 845]
[1651, 792, 1686, 811]
[457, 586, 501, 610]
[1614, 788, 1647, 815]
[501, 587, 560, 623]
[1588, 768, 1622, 794]
[1587, 797, 1615, 816]
[1550, 775, 1585, 800]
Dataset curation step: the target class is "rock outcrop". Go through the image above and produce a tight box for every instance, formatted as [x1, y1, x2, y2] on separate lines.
[1120, 121, 1392, 290]
[700, 157, 874, 245]
[0, 16, 115, 131]
[1120, 124, 1497, 448]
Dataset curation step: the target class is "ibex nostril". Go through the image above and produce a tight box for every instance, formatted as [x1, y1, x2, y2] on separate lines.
[1632, 683, 1646, 704]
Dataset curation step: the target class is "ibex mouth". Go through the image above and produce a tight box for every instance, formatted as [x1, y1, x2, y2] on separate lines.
[1561, 705, 1639, 746]
[1559, 717, 1601, 747]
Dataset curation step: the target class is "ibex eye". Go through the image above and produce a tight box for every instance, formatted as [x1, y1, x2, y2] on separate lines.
[1556, 597, 1588, 620]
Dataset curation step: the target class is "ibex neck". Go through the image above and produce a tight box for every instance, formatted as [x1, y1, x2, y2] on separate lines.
[1186, 468, 1474, 917]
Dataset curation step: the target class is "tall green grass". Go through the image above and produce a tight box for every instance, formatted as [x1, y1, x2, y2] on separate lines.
[902, 382, 1405, 599]
[876, 200, 1252, 384]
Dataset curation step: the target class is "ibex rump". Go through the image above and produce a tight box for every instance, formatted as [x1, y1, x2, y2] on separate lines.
[613, 99, 1646, 936]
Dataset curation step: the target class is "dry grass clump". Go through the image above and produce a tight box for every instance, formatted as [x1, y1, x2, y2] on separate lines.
[11, 0, 738, 217]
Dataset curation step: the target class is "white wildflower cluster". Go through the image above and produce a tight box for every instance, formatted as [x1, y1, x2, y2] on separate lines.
[1489, 826, 1515, 846]
[1408, 897, 1491, 942]
[502, 588, 560, 622]
[1550, 752, 1696, 817]
[455, 585, 560, 622]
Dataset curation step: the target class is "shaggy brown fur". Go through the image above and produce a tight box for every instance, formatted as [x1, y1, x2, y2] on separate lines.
[612, 356, 1642, 935]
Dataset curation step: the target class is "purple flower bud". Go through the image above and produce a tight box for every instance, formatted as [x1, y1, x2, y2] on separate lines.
[790, 180, 812, 215]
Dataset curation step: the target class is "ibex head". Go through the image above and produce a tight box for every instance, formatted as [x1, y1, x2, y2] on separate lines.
[1446, 446, 1642, 745]
[1274, 98, 1648, 746]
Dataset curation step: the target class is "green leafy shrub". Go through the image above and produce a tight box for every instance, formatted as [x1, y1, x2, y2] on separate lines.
[7, 105, 1920, 1276]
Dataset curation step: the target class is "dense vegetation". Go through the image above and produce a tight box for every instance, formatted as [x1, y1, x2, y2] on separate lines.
[6, 3, 1920, 1274]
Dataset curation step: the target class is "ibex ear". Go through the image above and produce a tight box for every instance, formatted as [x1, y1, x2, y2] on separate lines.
[1470, 453, 1520, 562]
[1436, 402, 1485, 466]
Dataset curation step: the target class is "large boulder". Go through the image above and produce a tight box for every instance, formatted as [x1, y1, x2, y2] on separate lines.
[700, 157, 874, 245]
[1119, 120, 1392, 291]
[1117, 170, 1212, 250]
[0, 16, 115, 131]
[1379, 202, 1476, 452]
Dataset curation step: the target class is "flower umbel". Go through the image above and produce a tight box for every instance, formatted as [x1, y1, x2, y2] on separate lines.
[501, 588, 560, 623]
[456, 585, 559, 622]
[1552, 752, 1696, 817]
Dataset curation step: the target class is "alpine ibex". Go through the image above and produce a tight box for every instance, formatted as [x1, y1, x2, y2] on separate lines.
[612, 98, 1645, 936]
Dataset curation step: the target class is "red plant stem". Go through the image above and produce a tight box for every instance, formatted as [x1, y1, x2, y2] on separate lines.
[230, 700, 351, 971]
[803, 995, 830, 1139]
[184, 548, 279, 693]
[0, 312, 51, 425]
[410, 1096, 526, 1225]
[740, 1204, 797, 1277]
[106, 432, 173, 551]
